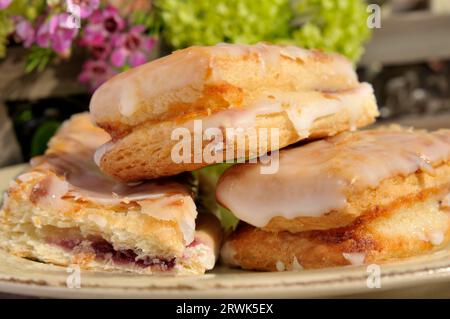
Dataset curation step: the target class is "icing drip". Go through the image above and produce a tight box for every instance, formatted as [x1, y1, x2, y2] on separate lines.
[291, 256, 303, 271]
[23, 115, 197, 244]
[442, 193, 450, 209]
[427, 231, 444, 246]
[199, 83, 374, 140]
[275, 260, 286, 272]
[216, 127, 450, 227]
[342, 253, 366, 266]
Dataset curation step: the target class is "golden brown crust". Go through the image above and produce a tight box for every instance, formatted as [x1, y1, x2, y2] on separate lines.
[92, 44, 378, 181]
[90, 43, 359, 134]
[1, 172, 187, 257]
[221, 188, 450, 271]
[265, 162, 450, 232]
[98, 96, 377, 182]
[0, 113, 221, 275]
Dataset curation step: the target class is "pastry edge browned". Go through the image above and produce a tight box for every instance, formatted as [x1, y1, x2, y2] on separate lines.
[98, 99, 378, 182]
[221, 187, 450, 271]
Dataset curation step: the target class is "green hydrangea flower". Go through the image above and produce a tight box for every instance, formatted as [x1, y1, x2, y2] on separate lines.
[193, 163, 239, 232]
[0, 0, 46, 58]
[157, 0, 370, 62]
[290, 0, 371, 61]
[156, 0, 292, 48]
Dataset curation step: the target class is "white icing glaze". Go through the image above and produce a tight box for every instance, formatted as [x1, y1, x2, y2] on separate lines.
[183, 243, 215, 271]
[31, 175, 70, 212]
[97, 82, 373, 165]
[220, 241, 237, 265]
[209, 43, 353, 85]
[427, 230, 444, 246]
[279, 45, 310, 61]
[119, 82, 139, 116]
[342, 252, 366, 266]
[24, 115, 198, 244]
[291, 256, 303, 271]
[87, 215, 108, 228]
[216, 127, 450, 227]
[275, 260, 286, 272]
[199, 83, 374, 140]
[17, 172, 39, 183]
[139, 195, 197, 244]
[91, 43, 358, 127]
[94, 141, 114, 166]
[442, 193, 450, 209]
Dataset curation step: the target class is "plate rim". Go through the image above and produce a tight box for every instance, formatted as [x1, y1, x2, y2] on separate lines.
[0, 164, 449, 298]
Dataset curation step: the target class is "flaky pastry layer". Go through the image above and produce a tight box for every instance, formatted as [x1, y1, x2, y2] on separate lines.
[221, 189, 450, 271]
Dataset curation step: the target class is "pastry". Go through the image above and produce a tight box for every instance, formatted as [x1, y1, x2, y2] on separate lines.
[218, 126, 450, 270]
[90, 43, 378, 182]
[0, 113, 222, 275]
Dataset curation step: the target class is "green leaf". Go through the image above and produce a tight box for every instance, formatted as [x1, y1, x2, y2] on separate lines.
[25, 46, 54, 73]
[31, 121, 60, 157]
[155, 0, 371, 62]
[6, 0, 47, 20]
[130, 10, 162, 36]
[194, 163, 239, 232]
[156, 0, 292, 49]
[290, 0, 372, 62]
[0, 11, 14, 58]
[16, 110, 33, 123]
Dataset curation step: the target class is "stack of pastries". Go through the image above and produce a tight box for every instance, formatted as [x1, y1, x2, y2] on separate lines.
[1, 43, 449, 274]
[0, 114, 222, 275]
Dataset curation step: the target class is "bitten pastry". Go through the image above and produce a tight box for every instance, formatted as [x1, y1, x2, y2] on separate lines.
[90, 43, 379, 182]
[0, 113, 222, 275]
[218, 126, 450, 271]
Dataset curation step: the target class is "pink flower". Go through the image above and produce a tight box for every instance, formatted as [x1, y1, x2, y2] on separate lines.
[78, 59, 116, 90]
[77, 5, 156, 90]
[14, 16, 35, 47]
[0, 0, 12, 9]
[101, 6, 125, 33]
[68, 0, 100, 19]
[35, 19, 52, 47]
[36, 13, 78, 56]
[80, 22, 106, 47]
[110, 25, 156, 68]
[90, 44, 111, 60]
[79, 6, 124, 47]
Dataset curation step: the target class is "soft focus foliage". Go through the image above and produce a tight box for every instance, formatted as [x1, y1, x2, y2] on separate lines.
[0, 1, 157, 90]
[0, 10, 14, 57]
[290, 0, 371, 61]
[0, 0, 46, 57]
[156, 0, 371, 62]
[1, 0, 371, 79]
[157, 0, 292, 48]
[194, 164, 239, 232]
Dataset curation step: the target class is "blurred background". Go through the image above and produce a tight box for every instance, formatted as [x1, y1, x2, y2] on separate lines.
[0, 0, 449, 167]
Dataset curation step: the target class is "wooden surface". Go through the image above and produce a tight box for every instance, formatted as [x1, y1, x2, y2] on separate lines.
[0, 103, 22, 167]
[381, 112, 450, 129]
[0, 47, 86, 101]
[0, 48, 87, 168]
[361, 12, 450, 66]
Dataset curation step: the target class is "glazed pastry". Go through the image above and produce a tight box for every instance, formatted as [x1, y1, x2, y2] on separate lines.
[0, 113, 222, 275]
[90, 43, 378, 182]
[218, 126, 450, 270]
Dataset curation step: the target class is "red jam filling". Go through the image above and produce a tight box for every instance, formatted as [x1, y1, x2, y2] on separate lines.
[47, 237, 176, 270]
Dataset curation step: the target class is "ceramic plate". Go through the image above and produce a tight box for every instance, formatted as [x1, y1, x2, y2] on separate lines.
[0, 164, 449, 298]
